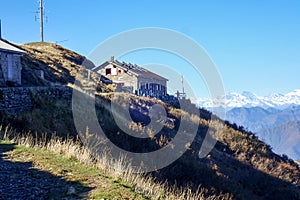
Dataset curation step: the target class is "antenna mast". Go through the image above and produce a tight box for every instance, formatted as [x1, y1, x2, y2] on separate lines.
[181, 75, 185, 94]
[39, 0, 44, 42]
[176, 75, 187, 99]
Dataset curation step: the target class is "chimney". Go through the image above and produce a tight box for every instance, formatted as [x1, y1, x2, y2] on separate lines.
[110, 56, 114, 62]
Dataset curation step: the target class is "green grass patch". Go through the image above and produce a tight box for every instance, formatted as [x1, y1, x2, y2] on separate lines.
[0, 140, 148, 199]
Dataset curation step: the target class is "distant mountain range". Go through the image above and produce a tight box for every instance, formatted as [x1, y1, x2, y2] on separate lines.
[197, 90, 300, 109]
[197, 90, 300, 160]
[225, 105, 300, 160]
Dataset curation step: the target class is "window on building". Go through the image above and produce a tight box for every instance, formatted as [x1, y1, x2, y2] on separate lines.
[111, 67, 117, 75]
[105, 68, 111, 75]
[150, 83, 154, 90]
[140, 83, 145, 90]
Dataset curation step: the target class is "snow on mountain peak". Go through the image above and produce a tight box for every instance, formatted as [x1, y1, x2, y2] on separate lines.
[286, 89, 300, 97]
[267, 92, 284, 98]
[197, 90, 300, 109]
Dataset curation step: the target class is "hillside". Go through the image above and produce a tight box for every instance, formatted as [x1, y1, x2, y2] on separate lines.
[1, 42, 300, 199]
[225, 105, 300, 160]
[259, 120, 300, 159]
[20, 42, 85, 86]
[17, 42, 111, 93]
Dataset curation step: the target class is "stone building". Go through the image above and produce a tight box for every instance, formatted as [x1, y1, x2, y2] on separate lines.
[0, 39, 25, 86]
[92, 57, 168, 98]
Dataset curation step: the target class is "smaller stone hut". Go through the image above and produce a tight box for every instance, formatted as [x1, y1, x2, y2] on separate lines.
[0, 39, 25, 86]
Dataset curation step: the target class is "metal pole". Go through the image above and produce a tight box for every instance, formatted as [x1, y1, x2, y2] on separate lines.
[40, 0, 44, 42]
[181, 75, 184, 94]
[0, 19, 2, 39]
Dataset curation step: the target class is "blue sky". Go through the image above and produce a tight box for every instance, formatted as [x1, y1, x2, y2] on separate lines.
[1, 1, 299, 98]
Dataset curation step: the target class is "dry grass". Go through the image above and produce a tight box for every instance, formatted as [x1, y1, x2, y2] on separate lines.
[18, 42, 111, 93]
[0, 125, 232, 200]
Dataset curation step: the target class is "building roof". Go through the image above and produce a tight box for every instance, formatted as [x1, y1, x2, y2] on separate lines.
[0, 39, 25, 54]
[92, 58, 168, 81]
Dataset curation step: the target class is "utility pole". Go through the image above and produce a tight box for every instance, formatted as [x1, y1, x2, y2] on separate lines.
[39, 0, 44, 42]
[0, 19, 2, 39]
[35, 0, 47, 42]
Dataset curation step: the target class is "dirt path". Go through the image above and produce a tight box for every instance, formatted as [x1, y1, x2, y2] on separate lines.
[0, 141, 147, 200]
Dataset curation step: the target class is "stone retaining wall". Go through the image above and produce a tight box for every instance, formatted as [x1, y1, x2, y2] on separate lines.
[0, 86, 72, 115]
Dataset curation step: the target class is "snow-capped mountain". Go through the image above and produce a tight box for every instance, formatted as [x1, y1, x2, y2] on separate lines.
[197, 89, 300, 160]
[197, 90, 300, 110]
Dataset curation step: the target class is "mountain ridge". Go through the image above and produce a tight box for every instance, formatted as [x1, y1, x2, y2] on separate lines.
[201, 90, 300, 160]
[197, 90, 300, 109]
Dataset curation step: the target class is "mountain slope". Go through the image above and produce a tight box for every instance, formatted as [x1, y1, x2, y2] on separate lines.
[259, 120, 300, 159]
[1, 42, 300, 199]
[18, 42, 110, 92]
[225, 105, 300, 159]
[20, 42, 85, 85]
[225, 106, 273, 133]
[75, 92, 300, 199]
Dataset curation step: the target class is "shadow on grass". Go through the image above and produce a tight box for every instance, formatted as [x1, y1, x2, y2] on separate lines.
[0, 143, 93, 200]
[2, 89, 300, 199]
[150, 140, 300, 200]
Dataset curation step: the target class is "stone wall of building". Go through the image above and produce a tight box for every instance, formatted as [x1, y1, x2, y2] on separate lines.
[98, 65, 167, 96]
[0, 60, 5, 87]
[0, 86, 72, 115]
[0, 51, 22, 85]
[137, 76, 167, 98]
